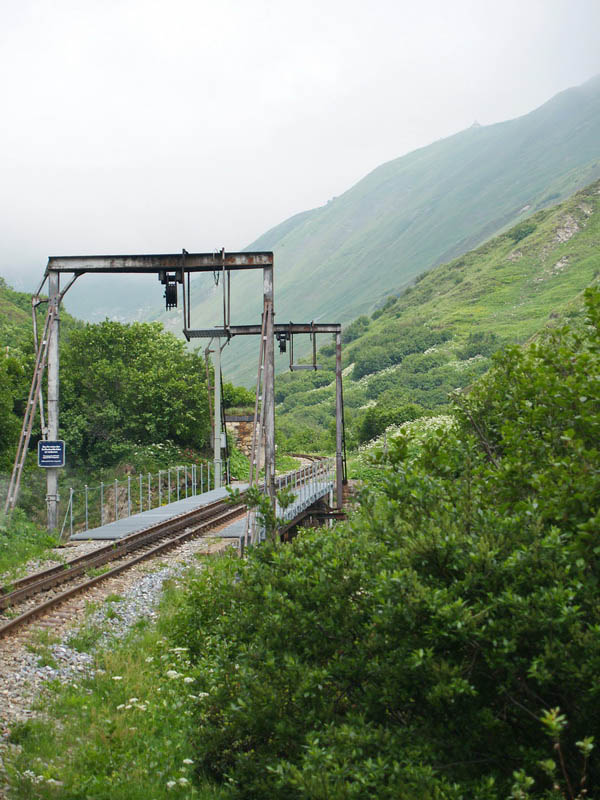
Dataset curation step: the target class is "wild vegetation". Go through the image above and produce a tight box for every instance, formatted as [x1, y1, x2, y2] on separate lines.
[4, 571, 226, 800]
[7, 286, 599, 799]
[169, 287, 600, 798]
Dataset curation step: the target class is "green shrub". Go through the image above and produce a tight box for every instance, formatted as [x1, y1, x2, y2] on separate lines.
[458, 330, 500, 360]
[508, 221, 536, 243]
[341, 316, 370, 344]
[169, 288, 600, 798]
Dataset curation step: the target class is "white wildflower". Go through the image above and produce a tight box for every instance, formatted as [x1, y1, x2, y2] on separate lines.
[166, 780, 177, 789]
[111, 675, 123, 681]
[182, 758, 193, 765]
[178, 777, 189, 786]
[183, 676, 194, 684]
[166, 670, 181, 679]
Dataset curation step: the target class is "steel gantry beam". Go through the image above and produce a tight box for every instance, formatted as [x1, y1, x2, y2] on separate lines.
[46, 252, 273, 273]
[184, 323, 341, 338]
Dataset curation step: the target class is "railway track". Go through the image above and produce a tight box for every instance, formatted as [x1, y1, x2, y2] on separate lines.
[0, 496, 245, 639]
[0, 460, 330, 640]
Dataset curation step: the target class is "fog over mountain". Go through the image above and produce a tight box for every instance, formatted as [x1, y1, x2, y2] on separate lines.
[1, 0, 599, 306]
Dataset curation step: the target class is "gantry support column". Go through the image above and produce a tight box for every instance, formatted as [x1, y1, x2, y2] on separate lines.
[213, 338, 222, 489]
[47, 271, 60, 531]
[263, 265, 276, 501]
[335, 330, 344, 509]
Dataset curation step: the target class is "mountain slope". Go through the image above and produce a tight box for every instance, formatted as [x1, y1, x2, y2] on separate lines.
[175, 74, 600, 385]
[274, 178, 600, 451]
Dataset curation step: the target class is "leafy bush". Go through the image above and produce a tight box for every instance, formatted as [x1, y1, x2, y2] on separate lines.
[458, 330, 500, 360]
[354, 401, 423, 444]
[351, 328, 449, 380]
[341, 316, 370, 344]
[508, 221, 536, 243]
[223, 382, 254, 410]
[169, 289, 600, 798]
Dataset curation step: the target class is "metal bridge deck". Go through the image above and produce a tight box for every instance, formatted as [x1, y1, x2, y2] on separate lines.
[69, 485, 248, 541]
[213, 478, 334, 543]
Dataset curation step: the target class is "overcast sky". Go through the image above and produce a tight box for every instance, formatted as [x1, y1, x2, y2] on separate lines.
[2, 0, 600, 291]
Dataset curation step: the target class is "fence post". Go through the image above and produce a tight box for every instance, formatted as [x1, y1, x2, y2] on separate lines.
[208, 462, 211, 491]
[127, 476, 131, 518]
[84, 485, 89, 531]
[185, 466, 188, 498]
[200, 463, 204, 494]
[158, 470, 162, 506]
[177, 467, 180, 501]
[70, 486, 74, 536]
[168, 469, 171, 504]
[114, 479, 119, 521]
[148, 474, 151, 509]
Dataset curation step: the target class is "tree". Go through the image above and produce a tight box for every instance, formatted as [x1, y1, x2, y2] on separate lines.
[60, 321, 211, 467]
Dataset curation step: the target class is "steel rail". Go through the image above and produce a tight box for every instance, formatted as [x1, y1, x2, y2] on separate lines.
[0, 496, 242, 609]
[0, 504, 245, 639]
[0, 464, 329, 638]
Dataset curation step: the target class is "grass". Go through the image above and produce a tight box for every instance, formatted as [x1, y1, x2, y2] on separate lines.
[0, 510, 60, 581]
[25, 630, 61, 669]
[85, 565, 111, 579]
[3, 572, 231, 800]
[66, 622, 104, 653]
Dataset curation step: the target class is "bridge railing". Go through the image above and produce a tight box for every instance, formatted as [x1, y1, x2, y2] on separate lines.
[277, 458, 335, 520]
[246, 458, 335, 546]
[60, 460, 231, 539]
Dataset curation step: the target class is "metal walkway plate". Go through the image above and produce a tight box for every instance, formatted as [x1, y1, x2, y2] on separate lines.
[70, 485, 248, 541]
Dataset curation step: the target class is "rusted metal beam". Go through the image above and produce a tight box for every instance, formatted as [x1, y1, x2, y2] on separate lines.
[185, 323, 341, 339]
[46, 252, 273, 273]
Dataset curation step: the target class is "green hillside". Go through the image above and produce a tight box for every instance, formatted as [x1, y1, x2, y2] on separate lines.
[275, 178, 600, 451]
[177, 74, 600, 386]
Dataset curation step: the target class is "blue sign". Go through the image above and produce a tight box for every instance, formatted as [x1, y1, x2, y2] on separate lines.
[38, 440, 65, 468]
